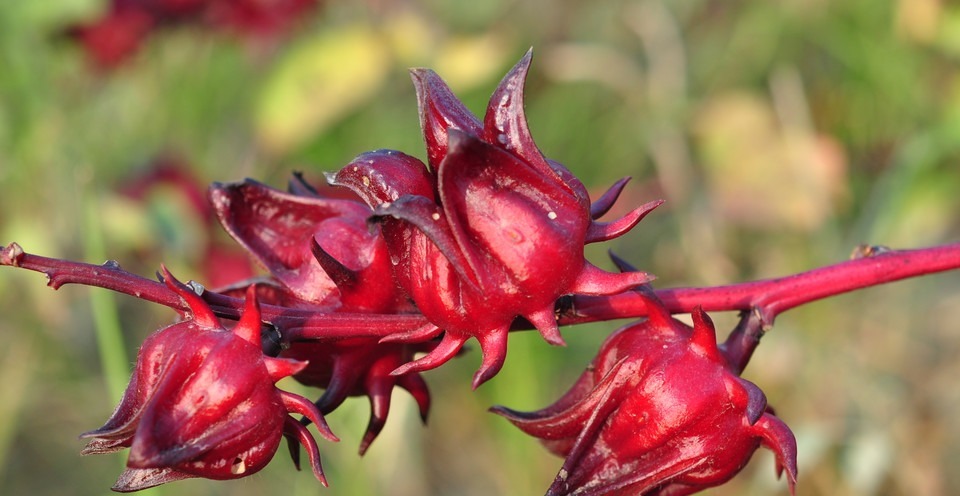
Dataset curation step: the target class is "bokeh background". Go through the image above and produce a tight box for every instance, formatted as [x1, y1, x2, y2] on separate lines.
[2, 0, 960, 495]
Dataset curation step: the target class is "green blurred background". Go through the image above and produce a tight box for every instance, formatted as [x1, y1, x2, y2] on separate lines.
[2, 0, 960, 495]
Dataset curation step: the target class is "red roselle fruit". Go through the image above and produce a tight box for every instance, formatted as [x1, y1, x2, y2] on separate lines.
[331, 50, 663, 388]
[209, 176, 433, 454]
[80, 267, 337, 492]
[492, 292, 797, 496]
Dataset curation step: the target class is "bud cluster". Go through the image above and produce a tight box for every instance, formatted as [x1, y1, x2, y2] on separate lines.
[61, 50, 794, 495]
[9, 48, 956, 495]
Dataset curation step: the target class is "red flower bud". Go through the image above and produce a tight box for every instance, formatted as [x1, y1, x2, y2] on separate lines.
[492, 294, 798, 496]
[331, 50, 663, 388]
[209, 177, 431, 454]
[80, 267, 337, 492]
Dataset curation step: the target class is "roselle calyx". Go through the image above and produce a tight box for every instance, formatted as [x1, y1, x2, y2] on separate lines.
[331, 50, 662, 388]
[492, 293, 797, 496]
[80, 267, 337, 492]
[210, 176, 434, 453]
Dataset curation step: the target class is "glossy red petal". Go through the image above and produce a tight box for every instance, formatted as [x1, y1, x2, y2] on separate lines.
[482, 49, 559, 180]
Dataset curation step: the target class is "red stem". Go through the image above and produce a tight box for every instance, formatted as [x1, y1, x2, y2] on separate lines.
[4, 242, 959, 351]
[566, 243, 960, 326]
[0, 243, 426, 339]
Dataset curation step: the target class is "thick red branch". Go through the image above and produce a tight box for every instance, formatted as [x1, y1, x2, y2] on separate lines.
[564, 243, 960, 325]
[4, 242, 959, 351]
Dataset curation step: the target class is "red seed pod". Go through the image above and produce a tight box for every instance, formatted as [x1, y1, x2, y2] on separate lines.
[210, 177, 431, 453]
[80, 268, 337, 492]
[331, 50, 662, 388]
[492, 294, 798, 496]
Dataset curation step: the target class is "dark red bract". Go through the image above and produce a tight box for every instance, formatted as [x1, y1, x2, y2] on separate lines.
[80, 268, 336, 492]
[209, 177, 409, 312]
[282, 338, 433, 455]
[332, 50, 663, 388]
[492, 294, 798, 496]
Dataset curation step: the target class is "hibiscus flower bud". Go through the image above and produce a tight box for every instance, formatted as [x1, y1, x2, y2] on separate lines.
[331, 50, 663, 388]
[80, 267, 337, 492]
[209, 177, 431, 454]
[491, 294, 797, 496]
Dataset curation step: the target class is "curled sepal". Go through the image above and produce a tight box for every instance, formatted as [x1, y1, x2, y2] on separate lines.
[160, 265, 217, 327]
[754, 413, 799, 495]
[589, 177, 632, 220]
[281, 338, 440, 455]
[284, 418, 329, 487]
[280, 391, 339, 444]
[568, 261, 654, 296]
[585, 199, 664, 244]
[390, 332, 469, 379]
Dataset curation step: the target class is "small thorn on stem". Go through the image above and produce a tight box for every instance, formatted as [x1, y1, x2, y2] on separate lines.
[851, 244, 892, 260]
[1, 242, 25, 266]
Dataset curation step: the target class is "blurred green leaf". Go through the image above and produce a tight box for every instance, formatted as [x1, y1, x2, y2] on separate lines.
[256, 24, 392, 155]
